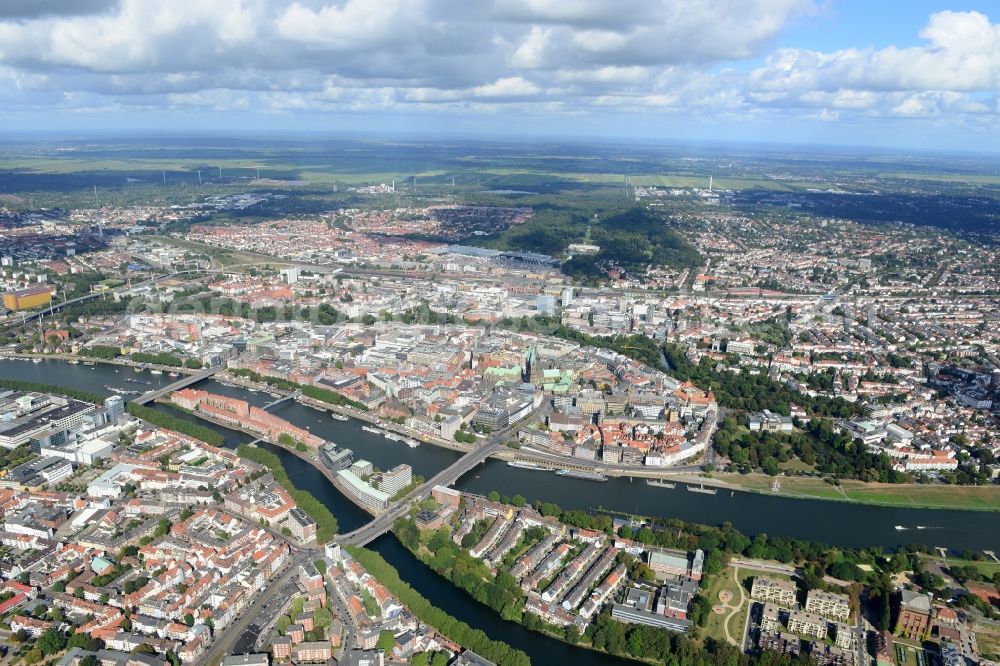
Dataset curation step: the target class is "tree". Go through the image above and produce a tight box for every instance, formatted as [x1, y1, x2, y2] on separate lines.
[37, 628, 67, 655]
[80, 656, 101, 666]
[68, 633, 101, 651]
[431, 653, 448, 666]
[183, 613, 195, 626]
[313, 606, 333, 630]
[376, 630, 396, 653]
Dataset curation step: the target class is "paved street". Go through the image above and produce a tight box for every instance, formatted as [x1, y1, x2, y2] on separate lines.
[198, 552, 306, 666]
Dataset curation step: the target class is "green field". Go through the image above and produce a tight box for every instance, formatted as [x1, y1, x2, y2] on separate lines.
[700, 565, 793, 646]
[918, 554, 1000, 577]
[699, 567, 742, 644]
[720, 474, 1000, 511]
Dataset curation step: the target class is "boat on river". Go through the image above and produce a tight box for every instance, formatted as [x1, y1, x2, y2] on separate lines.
[556, 469, 607, 482]
[507, 461, 549, 471]
[332, 414, 349, 421]
[646, 479, 676, 489]
[687, 482, 718, 495]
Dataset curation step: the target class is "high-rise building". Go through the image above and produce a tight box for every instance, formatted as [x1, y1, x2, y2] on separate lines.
[379, 464, 412, 496]
[104, 395, 125, 424]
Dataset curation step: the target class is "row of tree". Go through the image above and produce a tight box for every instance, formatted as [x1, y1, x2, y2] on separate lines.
[125, 403, 225, 447]
[347, 545, 531, 666]
[0, 378, 104, 404]
[228, 368, 367, 410]
[236, 444, 339, 542]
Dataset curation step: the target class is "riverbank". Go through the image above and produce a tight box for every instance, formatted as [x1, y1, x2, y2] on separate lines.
[674, 472, 1000, 512]
[6, 358, 998, 551]
[159, 395, 386, 518]
[0, 351, 201, 376]
[347, 546, 531, 666]
[217, 370, 476, 453]
[186, 371, 1000, 513]
[235, 443, 340, 542]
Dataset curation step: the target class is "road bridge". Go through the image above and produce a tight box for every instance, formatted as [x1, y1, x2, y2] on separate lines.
[133, 366, 221, 405]
[338, 439, 502, 547]
[262, 390, 300, 411]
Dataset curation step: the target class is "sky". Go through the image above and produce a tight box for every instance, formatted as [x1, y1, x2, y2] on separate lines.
[1, 1, 1000, 151]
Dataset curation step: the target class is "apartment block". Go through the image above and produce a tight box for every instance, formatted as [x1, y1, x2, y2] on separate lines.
[751, 577, 798, 607]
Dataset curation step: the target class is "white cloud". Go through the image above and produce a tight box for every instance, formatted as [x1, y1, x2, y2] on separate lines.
[509, 25, 550, 68]
[473, 76, 540, 98]
[0, 1, 997, 138]
[750, 11, 1000, 94]
[275, 0, 412, 49]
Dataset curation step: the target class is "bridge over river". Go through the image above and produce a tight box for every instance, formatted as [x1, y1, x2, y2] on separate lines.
[337, 439, 503, 547]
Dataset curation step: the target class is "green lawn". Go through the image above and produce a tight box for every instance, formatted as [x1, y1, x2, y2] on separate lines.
[977, 627, 1000, 662]
[700, 565, 795, 646]
[699, 567, 741, 644]
[720, 475, 1000, 511]
[918, 554, 1000, 577]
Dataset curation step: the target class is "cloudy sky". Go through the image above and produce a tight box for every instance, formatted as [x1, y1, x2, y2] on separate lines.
[2, 0, 1000, 150]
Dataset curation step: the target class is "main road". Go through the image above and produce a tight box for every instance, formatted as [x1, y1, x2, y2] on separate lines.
[198, 550, 307, 666]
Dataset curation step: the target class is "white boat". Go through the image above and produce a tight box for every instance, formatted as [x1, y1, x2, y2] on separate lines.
[506, 461, 550, 471]
[362, 425, 381, 434]
[32, 358, 41, 363]
[404, 438, 419, 448]
[150, 369, 163, 375]
[332, 414, 349, 422]
[555, 469, 607, 482]
[894, 525, 907, 531]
